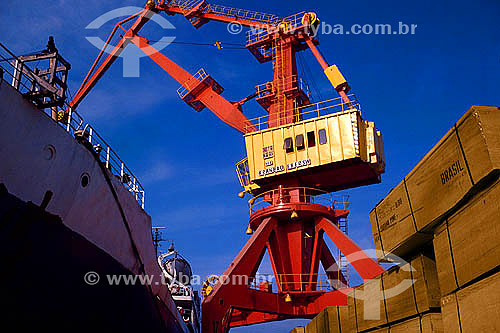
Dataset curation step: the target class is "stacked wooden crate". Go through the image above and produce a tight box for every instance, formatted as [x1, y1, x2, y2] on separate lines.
[434, 176, 500, 331]
[301, 306, 443, 333]
[291, 105, 500, 332]
[369, 105, 500, 260]
[300, 253, 441, 332]
[369, 105, 500, 332]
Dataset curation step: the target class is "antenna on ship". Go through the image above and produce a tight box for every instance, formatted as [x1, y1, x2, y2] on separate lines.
[152, 226, 167, 257]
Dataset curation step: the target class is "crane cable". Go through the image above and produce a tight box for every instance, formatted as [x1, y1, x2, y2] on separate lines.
[297, 52, 323, 102]
[147, 39, 247, 49]
[301, 52, 323, 101]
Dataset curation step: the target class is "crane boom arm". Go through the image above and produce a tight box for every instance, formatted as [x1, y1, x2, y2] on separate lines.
[70, 9, 154, 111]
[130, 35, 255, 132]
[68, 6, 256, 133]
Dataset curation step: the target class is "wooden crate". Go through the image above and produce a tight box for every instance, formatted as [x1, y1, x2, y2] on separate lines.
[302, 306, 353, 333]
[345, 291, 357, 332]
[290, 326, 306, 333]
[404, 125, 471, 231]
[305, 307, 328, 333]
[370, 105, 500, 260]
[368, 328, 390, 333]
[457, 106, 500, 184]
[369, 180, 429, 261]
[354, 254, 440, 332]
[433, 177, 500, 295]
[302, 256, 440, 333]
[389, 313, 443, 332]
[354, 275, 387, 331]
[338, 305, 355, 333]
[441, 270, 500, 332]
[325, 306, 344, 333]
[384, 255, 440, 323]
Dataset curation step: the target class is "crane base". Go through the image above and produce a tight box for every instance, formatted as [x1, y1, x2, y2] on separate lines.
[202, 205, 384, 332]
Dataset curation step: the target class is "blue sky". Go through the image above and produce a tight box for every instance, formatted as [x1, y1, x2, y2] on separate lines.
[2, 0, 499, 331]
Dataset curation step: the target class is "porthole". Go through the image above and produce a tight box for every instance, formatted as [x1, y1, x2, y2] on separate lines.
[43, 144, 56, 161]
[81, 173, 90, 188]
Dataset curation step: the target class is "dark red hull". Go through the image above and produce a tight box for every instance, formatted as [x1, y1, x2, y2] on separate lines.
[0, 184, 184, 332]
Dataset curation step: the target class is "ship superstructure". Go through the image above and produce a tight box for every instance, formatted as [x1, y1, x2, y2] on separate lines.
[158, 243, 202, 332]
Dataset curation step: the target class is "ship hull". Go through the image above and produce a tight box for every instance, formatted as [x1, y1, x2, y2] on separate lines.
[0, 76, 187, 331]
[0, 187, 182, 331]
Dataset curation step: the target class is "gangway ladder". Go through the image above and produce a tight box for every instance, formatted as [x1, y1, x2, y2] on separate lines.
[337, 216, 349, 285]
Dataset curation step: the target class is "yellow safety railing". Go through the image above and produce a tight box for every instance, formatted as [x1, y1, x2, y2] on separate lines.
[249, 187, 350, 215]
[248, 273, 347, 293]
[276, 273, 347, 292]
[176, 68, 207, 99]
[169, 0, 281, 26]
[255, 75, 310, 99]
[244, 94, 361, 132]
[235, 158, 252, 187]
[246, 11, 306, 45]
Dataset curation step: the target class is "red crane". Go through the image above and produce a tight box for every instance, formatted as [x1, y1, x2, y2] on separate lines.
[68, 1, 385, 332]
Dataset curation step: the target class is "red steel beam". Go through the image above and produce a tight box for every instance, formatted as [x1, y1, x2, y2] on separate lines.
[202, 213, 383, 332]
[128, 35, 255, 133]
[69, 9, 154, 111]
[319, 239, 347, 288]
[315, 217, 384, 280]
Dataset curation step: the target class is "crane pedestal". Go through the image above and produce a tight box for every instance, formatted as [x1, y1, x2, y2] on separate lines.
[202, 188, 384, 332]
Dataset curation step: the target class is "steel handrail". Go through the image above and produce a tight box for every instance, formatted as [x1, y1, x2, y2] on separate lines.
[62, 105, 146, 208]
[246, 11, 306, 45]
[0, 42, 37, 94]
[249, 186, 350, 215]
[0, 42, 146, 209]
[244, 94, 361, 132]
[248, 273, 344, 292]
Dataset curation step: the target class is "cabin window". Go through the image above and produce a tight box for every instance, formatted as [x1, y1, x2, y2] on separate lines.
[319, 129, 327, 145]
[296, 134, 305, 150]
[284, 137, 294, 153]
[307, 131, 316, 147]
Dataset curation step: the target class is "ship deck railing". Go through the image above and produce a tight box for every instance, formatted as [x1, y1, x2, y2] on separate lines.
[0, 42, 145, 209]
[62, 107, 146, 209]
[244, 94, 362, 133]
